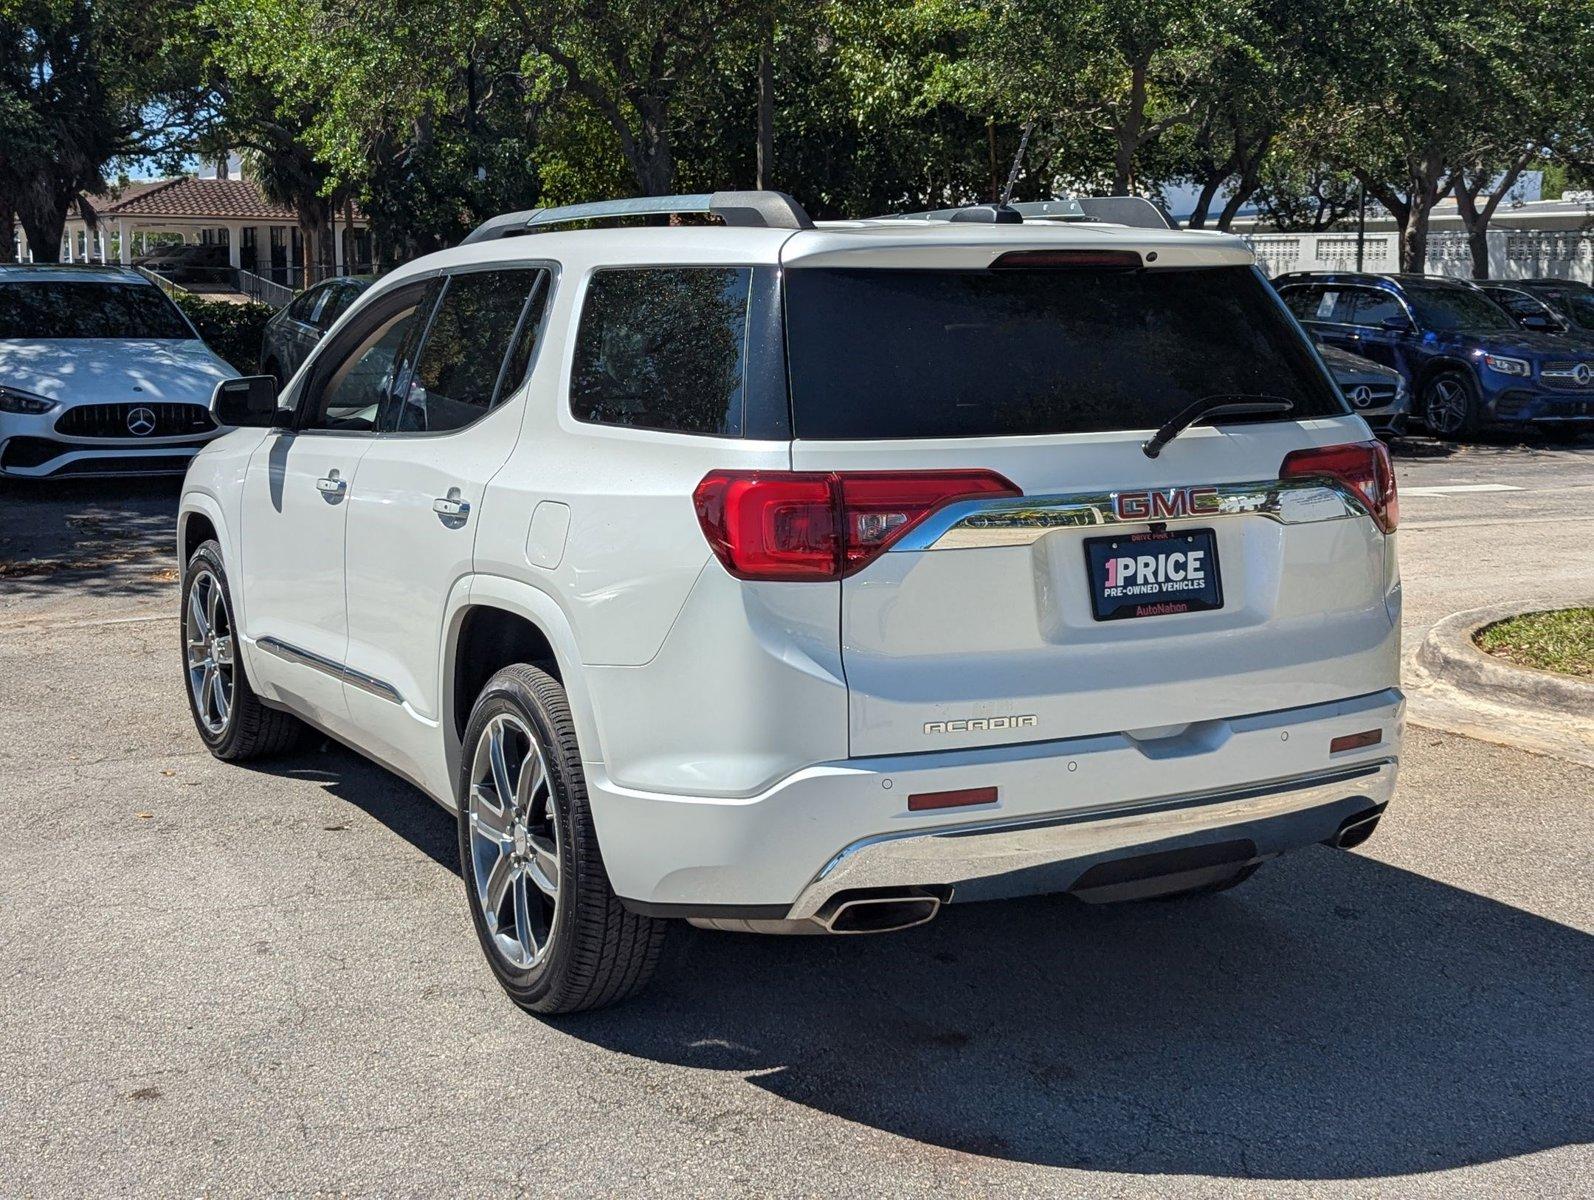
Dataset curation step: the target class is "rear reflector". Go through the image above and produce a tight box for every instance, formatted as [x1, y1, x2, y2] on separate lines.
[693, 469, 1020, 581]
[990, 249, 1144, 270]
[908, 786, 998, 812]
[1279, 439, 1399, 533]
[1329, 729, 1383, 753]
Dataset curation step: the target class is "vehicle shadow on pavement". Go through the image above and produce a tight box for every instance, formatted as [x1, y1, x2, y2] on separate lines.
[558, 847, 1593, 1181]
[0, 478, 180, 603]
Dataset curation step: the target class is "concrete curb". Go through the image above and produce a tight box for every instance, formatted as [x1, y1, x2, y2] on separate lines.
[1417, 600, 1594, 720]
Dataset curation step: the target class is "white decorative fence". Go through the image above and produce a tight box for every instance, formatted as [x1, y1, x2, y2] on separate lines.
[1244, 229, 1593, 283]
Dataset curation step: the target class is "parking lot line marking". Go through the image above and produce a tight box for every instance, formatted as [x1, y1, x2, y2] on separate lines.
[1402, 484, 1525, 496]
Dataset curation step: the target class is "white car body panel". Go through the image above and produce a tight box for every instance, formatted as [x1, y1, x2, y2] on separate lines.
[180, 215, 1403, 916]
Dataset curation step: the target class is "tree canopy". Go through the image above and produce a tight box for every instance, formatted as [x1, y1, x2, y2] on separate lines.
[5, 0, 1591, 274]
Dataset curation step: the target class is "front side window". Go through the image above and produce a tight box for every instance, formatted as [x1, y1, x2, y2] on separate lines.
[306, 305, 424, 432]
[1404, 285, 1516, 332]
[385, 269, 549, 435]
[570, 267, 752, 436]
[785, 266, 1345, 440]
[0, 281, 191, 340]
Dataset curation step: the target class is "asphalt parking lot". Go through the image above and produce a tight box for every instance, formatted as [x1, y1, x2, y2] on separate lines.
[2, 435, 1591, 1198]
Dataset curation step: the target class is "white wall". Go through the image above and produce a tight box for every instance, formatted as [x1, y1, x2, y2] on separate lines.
[1244, 228, 1593, 284]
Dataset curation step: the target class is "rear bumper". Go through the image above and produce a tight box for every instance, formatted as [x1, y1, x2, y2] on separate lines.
[590, 687, 1404, 914]
[784, 760, 1395, 918]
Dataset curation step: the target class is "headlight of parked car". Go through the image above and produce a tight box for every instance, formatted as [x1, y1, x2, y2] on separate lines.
[1482, 354, 1531, 378]
[0, 385, 59, 415]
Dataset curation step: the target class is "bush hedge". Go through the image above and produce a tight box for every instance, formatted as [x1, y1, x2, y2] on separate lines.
[174, 293, 275, 374]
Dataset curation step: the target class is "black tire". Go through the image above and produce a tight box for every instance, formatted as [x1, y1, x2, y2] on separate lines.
[458, 664, 668, 1015]
[181, 539, 307, 760]
[1422, 370, 1481, 440]
[1154, 862, 1261, 901]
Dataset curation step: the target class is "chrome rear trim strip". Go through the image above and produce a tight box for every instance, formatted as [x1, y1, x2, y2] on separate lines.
[256, 636, 404, 705]
[895, 478, 1365, 551]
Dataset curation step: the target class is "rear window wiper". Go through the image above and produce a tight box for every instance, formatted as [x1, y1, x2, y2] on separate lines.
[1142, 394, 1295, 459]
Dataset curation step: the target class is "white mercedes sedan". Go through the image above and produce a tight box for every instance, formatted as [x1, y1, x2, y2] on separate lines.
[0, 264, 237, 479]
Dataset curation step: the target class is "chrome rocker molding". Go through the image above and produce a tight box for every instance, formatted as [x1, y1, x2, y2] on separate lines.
[896, 477, 1366, 552]
[784, 759, 1399, 921]
[256, 636, 404, 705]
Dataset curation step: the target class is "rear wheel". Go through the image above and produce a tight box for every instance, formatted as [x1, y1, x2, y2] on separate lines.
[1423, 370, 1480, 439]
[181, 540, 307, 759]
[458, 664, 668, 1015]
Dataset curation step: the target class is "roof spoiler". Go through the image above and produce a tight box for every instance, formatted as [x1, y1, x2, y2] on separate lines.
[461, 190, 814, 244]
[878, 195, 1177, 231]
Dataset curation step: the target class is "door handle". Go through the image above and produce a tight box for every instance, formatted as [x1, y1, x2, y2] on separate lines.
[316, 474, 347, 495]
[433, 489, 470, 519]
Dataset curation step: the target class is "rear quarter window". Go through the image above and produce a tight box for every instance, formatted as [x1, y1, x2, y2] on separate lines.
[570, 267, 752, 436]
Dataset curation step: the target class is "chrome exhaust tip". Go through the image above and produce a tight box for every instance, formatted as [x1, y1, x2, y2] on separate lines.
[687, 887, 949, 936]
[815, 887, 947, 934]
[1329, 803, 1387, 850]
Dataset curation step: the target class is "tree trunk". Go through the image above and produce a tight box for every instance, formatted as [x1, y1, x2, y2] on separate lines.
[1112, 60, 1149, 194]
[19, 206, 66, 264]
[987, 120, 998, 203]
[755, 23, 774, 190]
[1187, 174, 1224, 229]
[1400, 203, 1430, 274]
[0, 203, 16, 264]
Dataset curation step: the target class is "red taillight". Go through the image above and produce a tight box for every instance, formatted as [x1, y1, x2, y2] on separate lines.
[1279, 439, 1399, 533]
[990, 249, 1144, 270]
[693, 469, 1020, 581]
[908, 786, 998, 812]
[1330, 729, 1383, 753]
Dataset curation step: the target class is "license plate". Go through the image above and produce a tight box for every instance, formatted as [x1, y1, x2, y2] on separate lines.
[1084, 528, 1223, 621]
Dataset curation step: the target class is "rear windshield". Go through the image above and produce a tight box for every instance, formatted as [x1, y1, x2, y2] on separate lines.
[784, 266, 1345, 439]
[0, 281, 192, 340]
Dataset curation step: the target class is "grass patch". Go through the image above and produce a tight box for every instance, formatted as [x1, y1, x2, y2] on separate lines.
[1475, 608, 1594, 678]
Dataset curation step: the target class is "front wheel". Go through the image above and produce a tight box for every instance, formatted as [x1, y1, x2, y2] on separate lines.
[458, 664, 668, 1015]
[181, 539, 307, 760]
[1423, 370, 1480, 440]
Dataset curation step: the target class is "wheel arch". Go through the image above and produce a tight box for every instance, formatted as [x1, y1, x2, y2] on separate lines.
[442, 576, 601, 806]
[178, 493, 229, 572]
[1413, 355, 1477, 396]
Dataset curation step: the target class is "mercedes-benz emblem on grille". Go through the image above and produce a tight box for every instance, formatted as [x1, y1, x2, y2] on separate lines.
[1350, 385, 1374, 408]
[126, 406, 157, 437]
[1575, 363, 1592, 387]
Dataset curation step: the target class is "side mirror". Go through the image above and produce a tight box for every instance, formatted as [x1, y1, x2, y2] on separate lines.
[1380, 314, 1413, 332]
[211, 375, 284, 428]
[1521, 313, 1560, 332]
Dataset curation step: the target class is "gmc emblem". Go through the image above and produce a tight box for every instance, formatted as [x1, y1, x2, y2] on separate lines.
[1113, 486, 1220, 522]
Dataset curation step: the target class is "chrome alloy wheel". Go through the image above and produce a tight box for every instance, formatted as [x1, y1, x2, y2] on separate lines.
[184, 568, 235, 736]
[468, 713, 562, 969]
[1427, 377, 1469, 435]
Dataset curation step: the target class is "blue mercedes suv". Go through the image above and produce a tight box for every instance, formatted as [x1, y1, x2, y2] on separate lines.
[1273, 272, 1594, 439]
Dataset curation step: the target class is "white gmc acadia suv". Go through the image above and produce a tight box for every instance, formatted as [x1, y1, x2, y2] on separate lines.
[179, 191, 1403, 1014]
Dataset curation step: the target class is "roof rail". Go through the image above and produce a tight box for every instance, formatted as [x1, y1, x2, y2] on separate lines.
[461, 190, 813, 244]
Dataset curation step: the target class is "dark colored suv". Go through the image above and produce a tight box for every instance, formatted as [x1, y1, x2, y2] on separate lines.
[257, 275, 372, 385]
[1480, 279, 1594, 344]
[1274, 272, 1594, 438]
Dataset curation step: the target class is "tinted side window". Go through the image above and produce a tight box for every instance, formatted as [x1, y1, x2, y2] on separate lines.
[386, 269, 547, 435]
[317, 283, 357, 330]
[287, 286, 324, 324]
[571, 267, 752, 436]
[1279, 285, 1327, 321]
[1346, 288, 1405, 326]
[302, 292, 429, 433]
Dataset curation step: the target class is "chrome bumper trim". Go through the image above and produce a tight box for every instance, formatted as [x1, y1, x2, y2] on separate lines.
[894, 478, 1365, 551]
[785, 760, 1398, 919]
[256, 636, 404, 705]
